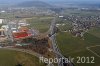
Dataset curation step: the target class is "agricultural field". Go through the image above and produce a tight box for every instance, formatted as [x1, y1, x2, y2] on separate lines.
[56, 18, 72, 31]
[63, 9, 100, 16]
[56, 32, 100, 66]
[87, 27, 100, 38]
[90, 45, 100, 57]
[0, 13, 14, 18]
[27, 16, 54, 33]
[89, 46, 100, 57]
[0, 49, 45, 66]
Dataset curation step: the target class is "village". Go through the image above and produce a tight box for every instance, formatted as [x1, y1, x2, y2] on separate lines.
[56, 14, 100, 38]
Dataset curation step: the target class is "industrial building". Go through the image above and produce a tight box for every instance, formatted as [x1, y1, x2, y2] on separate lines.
[0, 19, 33, 43]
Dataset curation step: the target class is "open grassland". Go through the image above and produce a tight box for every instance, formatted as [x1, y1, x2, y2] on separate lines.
[56, 32, 100, 66]
[0, 49, 45, 66]
[27, 16, 54, 33]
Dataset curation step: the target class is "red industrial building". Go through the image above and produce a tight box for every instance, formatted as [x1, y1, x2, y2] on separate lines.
[13, 26, 32, 40]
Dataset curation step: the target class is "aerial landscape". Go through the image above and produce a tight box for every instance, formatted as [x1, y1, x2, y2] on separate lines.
[0, 0, 100, 66]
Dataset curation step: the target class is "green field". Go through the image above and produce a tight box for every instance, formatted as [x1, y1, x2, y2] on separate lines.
[56, 18, 72, 31]
[56, 32, 100, 66]
[0, 49, 45, 66]
[90, 46, 100, 56]
[27, 16, 54, 33]
[88, 27, 100, 38]
[63, 9, 100, 16]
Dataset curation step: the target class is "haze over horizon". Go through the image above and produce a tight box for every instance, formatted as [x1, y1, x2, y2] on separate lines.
[0, 0, 100, 4]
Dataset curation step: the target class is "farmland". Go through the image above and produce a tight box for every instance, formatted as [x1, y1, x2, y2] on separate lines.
[27, 16, 54, 33]
[0, 49, 45, 66]
[56, 31, 100, 66]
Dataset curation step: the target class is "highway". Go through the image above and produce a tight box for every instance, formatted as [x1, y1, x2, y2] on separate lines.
[49, 18, 74, 66]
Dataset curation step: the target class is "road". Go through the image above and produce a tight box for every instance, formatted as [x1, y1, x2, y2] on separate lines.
[49, 18, 74, 66]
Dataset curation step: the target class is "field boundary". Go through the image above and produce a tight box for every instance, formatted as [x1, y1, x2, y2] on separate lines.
[86, 45, 100, 57]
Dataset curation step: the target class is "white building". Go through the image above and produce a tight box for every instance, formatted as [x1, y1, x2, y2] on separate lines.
[0, 19, 4, 24]
[1, 25, 9, 36]
[0, 29, 5, 36]
[0, 10, 6, 13]
[59, 16, 64, 18]
[1, 25, 9, 31]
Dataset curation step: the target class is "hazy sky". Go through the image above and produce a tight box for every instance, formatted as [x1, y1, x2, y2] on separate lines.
[0, 0, 99, 1]
[0, 0, 99, 4]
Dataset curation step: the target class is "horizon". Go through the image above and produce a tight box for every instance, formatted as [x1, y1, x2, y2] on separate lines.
[0, 0, 100, 4]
